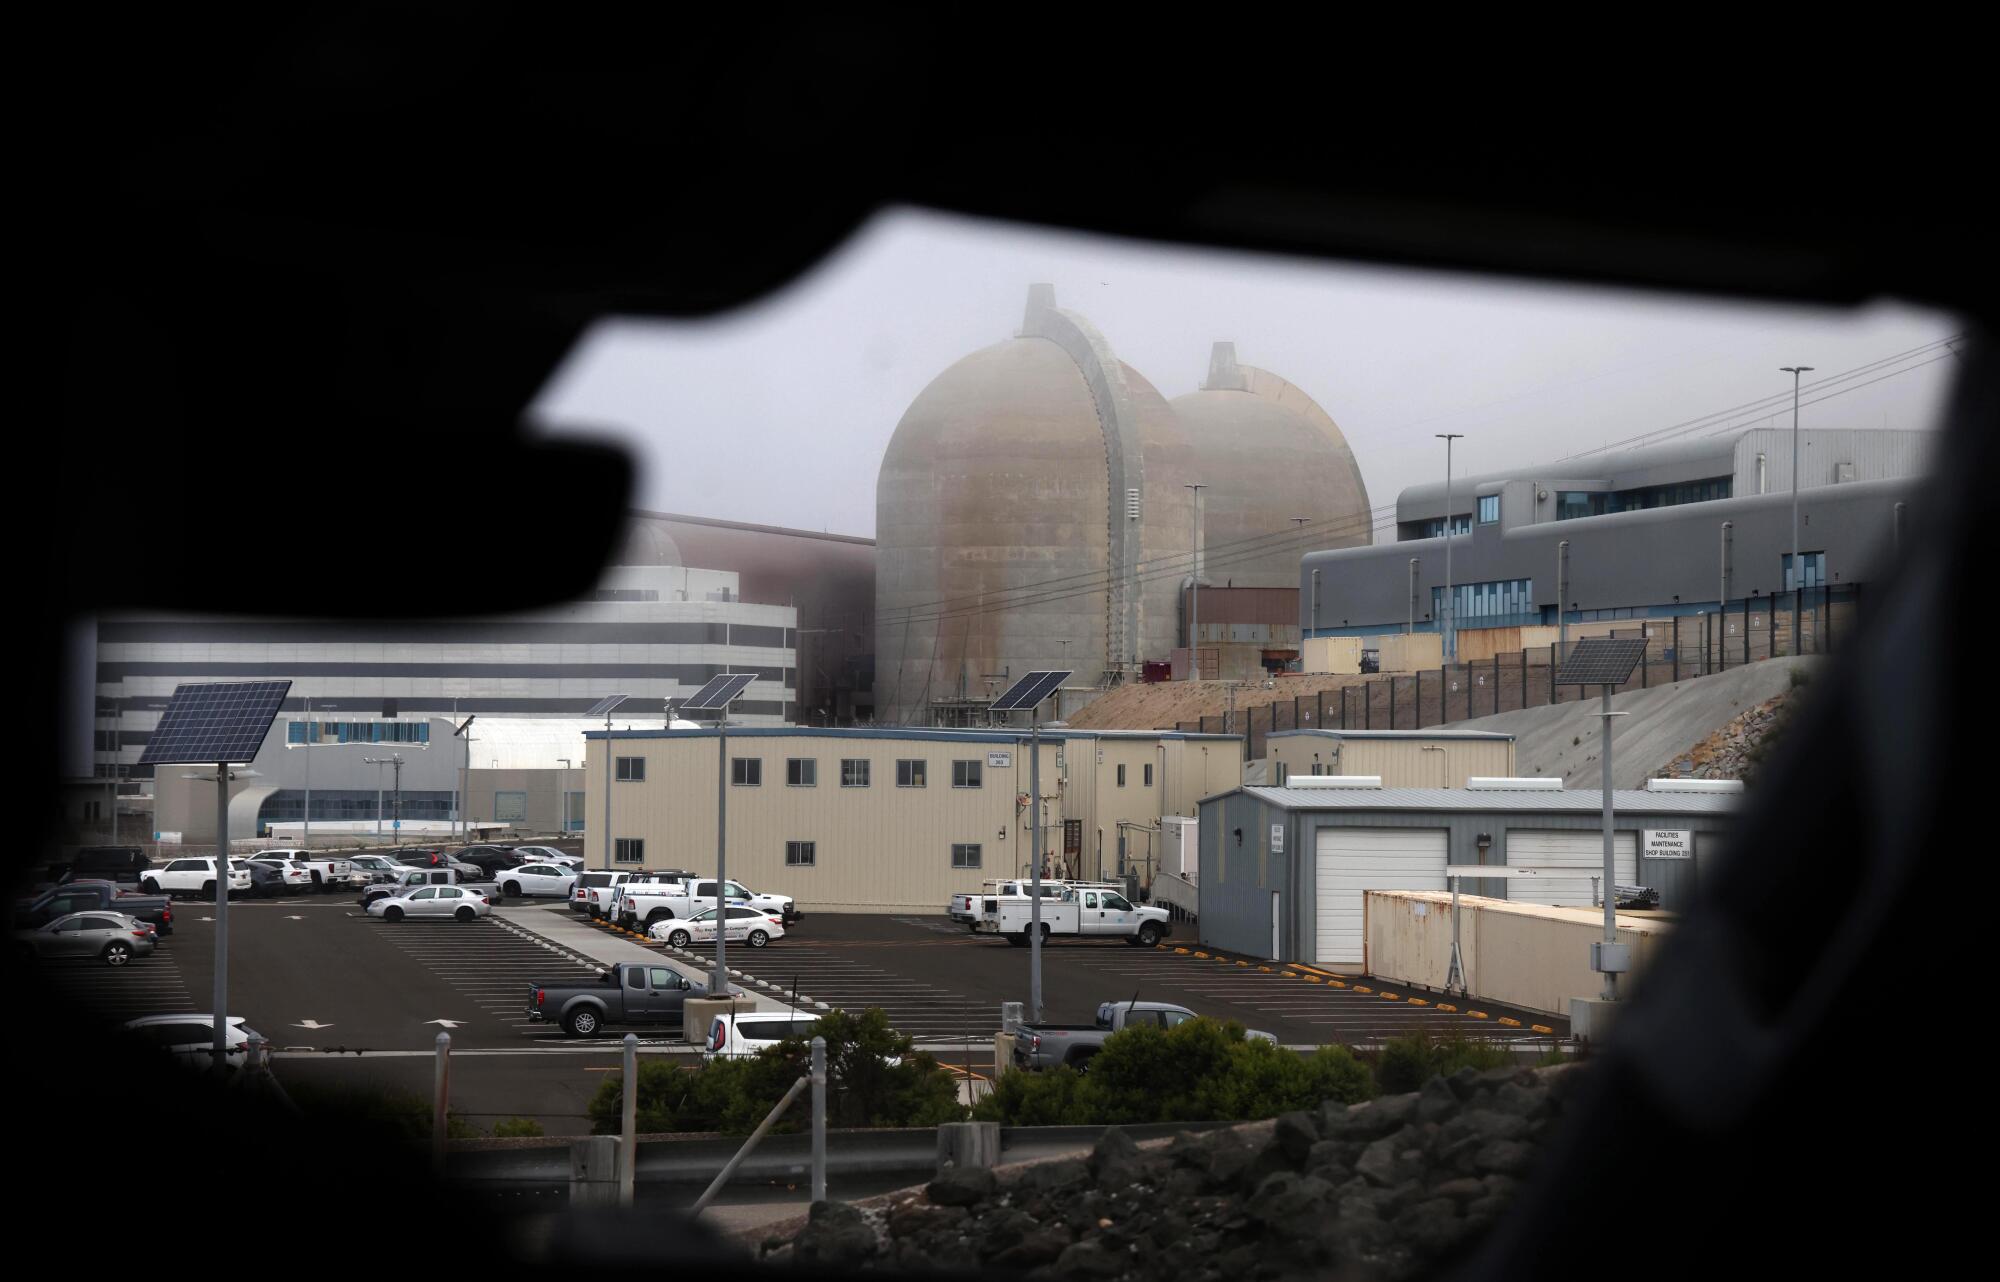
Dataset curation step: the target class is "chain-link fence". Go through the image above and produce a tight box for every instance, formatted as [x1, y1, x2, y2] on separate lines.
[1177, 584, 1857, 759]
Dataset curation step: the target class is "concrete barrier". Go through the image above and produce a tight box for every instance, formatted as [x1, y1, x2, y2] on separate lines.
[1364, 889, 1673, 1017]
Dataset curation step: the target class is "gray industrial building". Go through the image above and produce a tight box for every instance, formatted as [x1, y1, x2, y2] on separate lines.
[1196, 783, 1736, 968]
[1299, 428, 1930, 642]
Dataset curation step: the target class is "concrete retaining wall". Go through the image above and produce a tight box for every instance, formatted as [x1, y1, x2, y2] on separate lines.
[1364, 889, 1674, 1016]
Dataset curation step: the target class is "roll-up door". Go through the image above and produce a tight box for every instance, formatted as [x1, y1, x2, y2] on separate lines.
[1313, 828, 1448, 965]
[1507, 830, 1638, 907]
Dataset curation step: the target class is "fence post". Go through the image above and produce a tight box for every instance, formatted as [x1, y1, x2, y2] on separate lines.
[1549, 644, 1557, 705]
[620, 1033, 638, 1205]
[1671, 617, 1679, 683]
[1317, 689, 1325, 728]
[1389, 675, 1397, 729]
[811, 1035, 827, 1204]
[432, 1032, 451, 1179]
[1492, 654, 1501, 715]
[1364, 680, 1371, 730]
[1340, 686, 1348, 729]
[1415, 670, 1425, 728]
[1520, 648, 1527, 709]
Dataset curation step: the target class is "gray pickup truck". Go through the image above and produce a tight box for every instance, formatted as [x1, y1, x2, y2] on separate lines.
[16, 880, 175, 936]
[358, 866, 501, 907]
[526, 961, 709, 1038]
[1014, 1000, 1279, 1072]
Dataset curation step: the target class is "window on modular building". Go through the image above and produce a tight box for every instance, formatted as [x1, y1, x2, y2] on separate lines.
[494, 792, 527, 824]
[616, 756, 645, 782]
[731, 758, 762, 786]
[952, 760, 982, 788]
[614, 838, 644, 864]
[951, 843, 982, 869]
[841, 759, 869, 787]
[897, 759, 926, 788]
[1478, 494, 1499, 524]
[786, 758, 817, 787]
[1116, 763, 1126, 787]
[785, 840, 816, 867]
[1143, 763, 1154, 786]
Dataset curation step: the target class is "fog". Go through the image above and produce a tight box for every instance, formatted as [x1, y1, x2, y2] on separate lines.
[536, 207, 1959, 541]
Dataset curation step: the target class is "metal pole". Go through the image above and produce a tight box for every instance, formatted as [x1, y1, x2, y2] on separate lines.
[690, 1075, 809, 1216]
[302, 697, 311, 847]
[714, 718, 729, 993]
[1029, 717, 1043, 1024]
[1408, 557, 1418, 635]
[810, 1035, 827, 1204]
[620, 1033, 637, 1206]
[1308, 568, 1319, 645]
[212, 762, 230, 1070]
[605, 712, 615, 869]
[1781, 365, 1813, 657]
[433, 1031, 451, 1177]
[1557, 540, 1569, 659]
[376, 764, 384, 838]
[1719, 521, 1733, 672]
[1185, 483, 1206, 680]
[1599, 687, 1618, 1002]
[1437, 434, 1463, 661]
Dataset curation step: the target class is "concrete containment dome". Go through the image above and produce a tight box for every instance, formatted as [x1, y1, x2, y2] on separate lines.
[875, 285, 1197, 724]
[1170, 342, 1373, 586]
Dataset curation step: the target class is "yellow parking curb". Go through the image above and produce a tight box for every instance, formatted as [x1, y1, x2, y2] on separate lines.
[1174, 947, 1189, 954]
[1193, 951, 1210, 959]
[1436, 1003, 1458, 1013]
[1353, 985, 1372, 995]
[1281, 971, 1300, 979]
[1467, 1010, 1489, 1020]
[1235, 960, 1249, 967]
[1303, 975, 1321, 984]
[1327, 979, 1347, 989]
[1407, 998, 1429, 1007]
[1257, 966, 1272, 973]
[1379, 992, 1400, 1001]
[1498, 1016, 1521, 1027]
[1530, 1024, 1554, 1035]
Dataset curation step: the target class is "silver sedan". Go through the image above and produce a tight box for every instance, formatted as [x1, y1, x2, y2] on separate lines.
[365, 885, 493, 922]
[18, 912, 158, 965]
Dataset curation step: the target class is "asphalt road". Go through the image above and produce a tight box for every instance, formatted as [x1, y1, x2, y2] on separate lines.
[652, 912, 1567, 1046]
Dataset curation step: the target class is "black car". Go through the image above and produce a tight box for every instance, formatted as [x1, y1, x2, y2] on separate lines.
[236, 861, 291, 898]
[395, 849, 448, 867]
[49, 847, 152, 887]
[454, 847, 526, 876]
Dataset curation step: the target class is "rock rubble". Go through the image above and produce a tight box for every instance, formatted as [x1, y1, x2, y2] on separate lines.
[763, 1063, 1582, 1280]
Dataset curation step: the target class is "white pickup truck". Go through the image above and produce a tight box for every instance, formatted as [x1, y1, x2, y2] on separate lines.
[956, 879, 1126, 931]
[615, 876, 798, 929]
[254, 847, 360, 893]
[976, 886, 1170, 947]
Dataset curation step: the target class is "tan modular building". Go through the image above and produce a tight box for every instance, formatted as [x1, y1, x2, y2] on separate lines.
[1266, 729, 1515, 789]
[1301, 636, 1363, 674]
[583, 727, 1243, 913]
[1371, 633, 1444, 673]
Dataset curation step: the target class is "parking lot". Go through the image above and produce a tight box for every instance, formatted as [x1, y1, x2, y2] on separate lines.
[630, 911, 1565, 1047]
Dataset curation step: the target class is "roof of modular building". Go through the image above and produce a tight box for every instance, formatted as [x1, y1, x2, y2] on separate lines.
[1218, 785, 1737, 815]
[586, 726, 1243, 744]
[1268, 729, 1515, 742]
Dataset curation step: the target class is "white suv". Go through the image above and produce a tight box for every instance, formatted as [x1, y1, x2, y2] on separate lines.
[142, 857, 252, 898]
[702, 1012, 825, 1059]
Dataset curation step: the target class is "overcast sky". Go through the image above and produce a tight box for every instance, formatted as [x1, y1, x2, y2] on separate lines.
[533, 207, 1960, 542]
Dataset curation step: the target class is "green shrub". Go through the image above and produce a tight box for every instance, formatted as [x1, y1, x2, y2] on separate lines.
[1374, 1030, 1515, 1095]
[976, 1019, 1373, 1126]
[589, 1007, 965, 1135]
[490, 1117, 545, 1138]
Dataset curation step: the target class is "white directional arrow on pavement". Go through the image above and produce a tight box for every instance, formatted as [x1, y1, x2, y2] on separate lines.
[285, 915, 305, 921]
[199, 916, 215, 922]
[294, 1020, 334, 1030]
[425, 1019, 465, 1029]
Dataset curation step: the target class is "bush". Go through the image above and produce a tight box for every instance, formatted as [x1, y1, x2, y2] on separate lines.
[975, 1018, 1374, 1126]
[589, 1007, 965, 1135]
[490, 1117, 545, 1138]
[1373, 1030, 1515, 1095]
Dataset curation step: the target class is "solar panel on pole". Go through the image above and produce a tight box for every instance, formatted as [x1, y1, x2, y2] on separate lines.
[991, 669, 1071, 712]
[1553, 637, 1648, 687]
[138, 680, 292, 766]
[681, 672, 756, 714]
[586, 694, 631, 718]
[137, 679, 291, 1076]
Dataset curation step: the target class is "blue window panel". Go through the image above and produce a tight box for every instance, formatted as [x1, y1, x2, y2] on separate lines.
[1478, 495, 1499, 524]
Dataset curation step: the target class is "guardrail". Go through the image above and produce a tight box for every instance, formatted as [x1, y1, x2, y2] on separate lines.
[443, 1119, 1236, 1191]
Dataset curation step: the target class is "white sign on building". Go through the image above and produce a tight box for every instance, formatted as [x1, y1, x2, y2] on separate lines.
[1270, 824, 1285, 853]
[1644, 829, 1693, 859]
[987, 751, 1013, 769]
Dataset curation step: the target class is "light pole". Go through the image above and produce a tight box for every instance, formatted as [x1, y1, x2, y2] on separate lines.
[302, 696, 313, 845]
[1436, 435, 1464, 662]
[1184, 483, 1206, 680]
[363, 754, 407, 842]
[1780, 366, 1813, 656]
[452, 716, 476, 846]
[557, 759, 572, 835]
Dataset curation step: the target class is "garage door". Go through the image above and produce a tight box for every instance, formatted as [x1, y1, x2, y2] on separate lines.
[1314, 828, 1448, 966]
[1507, 830, 1637, 908]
